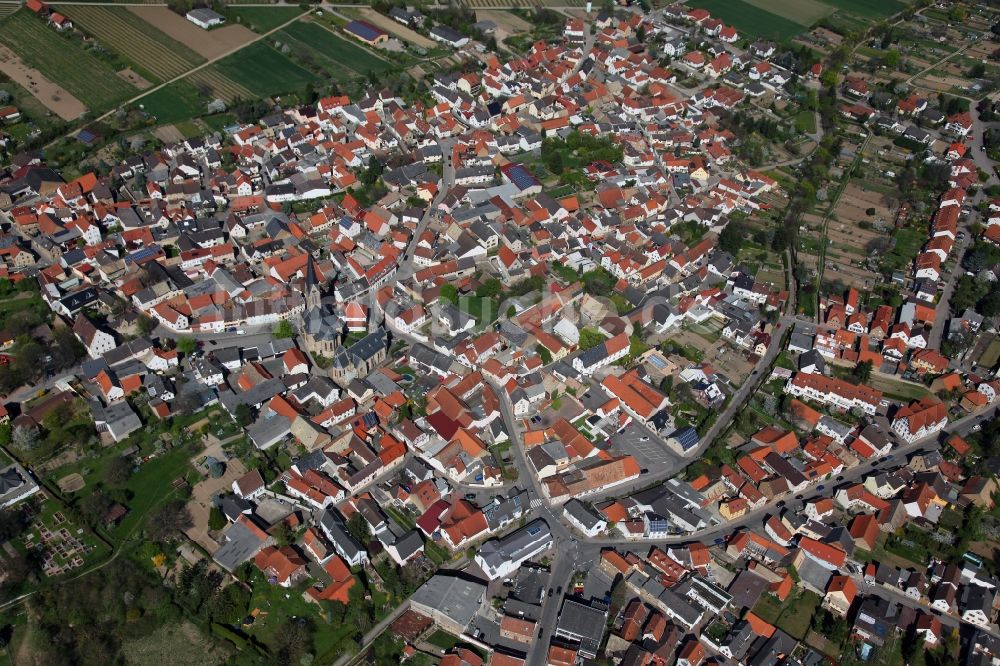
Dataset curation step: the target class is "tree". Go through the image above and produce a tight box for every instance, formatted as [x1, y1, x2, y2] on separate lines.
[147, 500, 192, 543]
[272, 521, 294, 546]
[883, 49, 900, 69]
[978, 289, 1000, 317]
[272, 618, 315, 666]
[104, 455, 133, 486]
[136, 314, 157, 336]
[51, 327, 85, 370]
[544, 148, 564, 175]
[79, 491, 114, 526]
[578, 328, 606, 351]
[346, 513, 370, 545]
[11, 424, 39, 452]
[535, 345, 552, 364]
[273, 320, 295, 339]
[475, 278, 502, 299]
[718, 221, 747, 255]
[235, 404, 253, 427]
[853, 360, 873, 384]
[176, 337, 197, 355]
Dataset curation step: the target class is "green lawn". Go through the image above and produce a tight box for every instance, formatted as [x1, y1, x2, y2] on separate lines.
[211, 41, 319, 97]
[795, 110, 818, 134]
[110, 444, 194, 539]
[226, 6, 304, 33]
[882, 227, 923, 272]
[136, 80, 206, 124]
[201, 113, 238, 133]
[0, 292, 49, 330]
[0, 10, 135, 111]
[279, 21, 394, 76]
[753, 590, 822, 639]
[869, 374, 931, 402]
[686, 0, 805, 41]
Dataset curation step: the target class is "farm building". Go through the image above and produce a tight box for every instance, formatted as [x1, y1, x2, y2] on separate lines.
[186, 8, 226, 30]
[429, 25, 469, 48]
[344, 19, 389, 46]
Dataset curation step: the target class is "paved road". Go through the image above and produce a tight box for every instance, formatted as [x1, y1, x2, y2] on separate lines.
[485, 375, 579, 665]
[928, 228, 971, 350]
[849, 571, 1000, 641]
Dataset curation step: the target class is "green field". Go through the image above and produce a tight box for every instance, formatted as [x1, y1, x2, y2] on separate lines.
[136, 80, 206, 124]
[687, 0, 806, 41]
[209, 41, 319, 97]
[741, 0, 834, 26]
[0, 10, 135, 111]
[819, 0, 907, 18]
[57, 6, 205, 82]
[280, 21, 394, 76]
[226, 5, 304, 32]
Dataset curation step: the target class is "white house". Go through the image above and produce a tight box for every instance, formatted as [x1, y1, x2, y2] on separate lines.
[186, 8, 226, 29]
[474, 519, 552, 580]
[563, 500, 607, 537]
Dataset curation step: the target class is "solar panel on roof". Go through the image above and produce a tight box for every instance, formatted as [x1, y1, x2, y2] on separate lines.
[126, 246, 161, 264]
[346, 20, 385, 42]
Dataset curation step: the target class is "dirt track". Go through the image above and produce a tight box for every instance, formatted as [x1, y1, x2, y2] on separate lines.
[128, 6, 256, 60]
[0, 45, 86, 120]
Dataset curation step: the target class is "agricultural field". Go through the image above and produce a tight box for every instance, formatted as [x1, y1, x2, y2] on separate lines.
[459, 0, 589, 7]
[127, 6, 256, 60]
[136, 79, 208, 124]
[186, 69, 254, 104]
[741, 0, 834, 27]
[820, 0, 907, 19]
[0, 10, 135, 112]
[209, 41, 319, 98]
[279, 21, 394, 76]
[57, 5, 206, 82]
[691, 0, 912, 41]
[225, 5, 304, 33]
[686, 0, 806, 41]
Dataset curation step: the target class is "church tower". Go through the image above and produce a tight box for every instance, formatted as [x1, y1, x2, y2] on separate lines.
[305, 256, 322, 311]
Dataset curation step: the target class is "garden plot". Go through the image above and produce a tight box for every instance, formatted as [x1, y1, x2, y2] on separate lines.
[824, 183, 894, 290]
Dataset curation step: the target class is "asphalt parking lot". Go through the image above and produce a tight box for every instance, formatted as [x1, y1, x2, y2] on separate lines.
[610, 423, 683, 471]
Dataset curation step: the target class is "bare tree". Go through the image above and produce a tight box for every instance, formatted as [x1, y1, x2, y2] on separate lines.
[11, 424, 40, 452]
